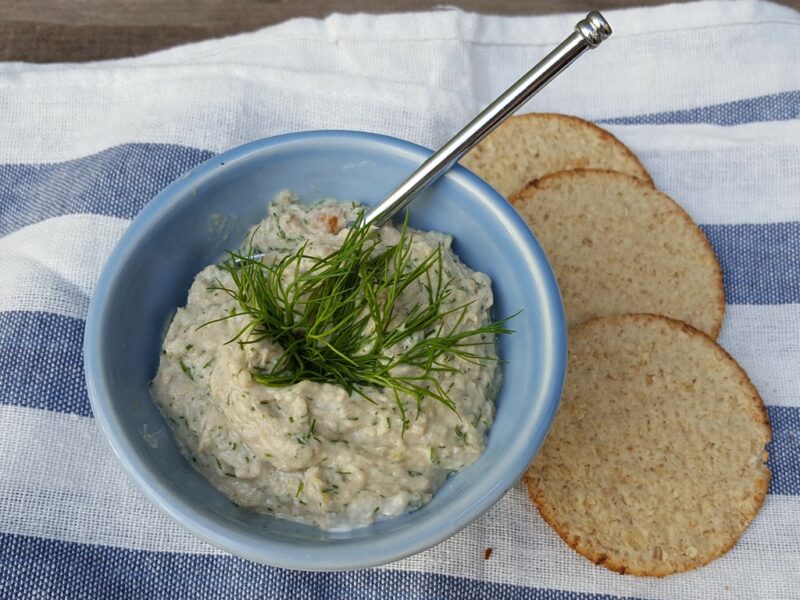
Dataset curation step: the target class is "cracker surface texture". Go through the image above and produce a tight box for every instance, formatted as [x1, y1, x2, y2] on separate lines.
[461, 113, 652, 198]
[512, 169, 725, 337]
[525, 314, 771, 576]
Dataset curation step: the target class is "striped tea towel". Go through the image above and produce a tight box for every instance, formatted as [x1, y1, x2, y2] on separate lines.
[1, 1, 799, 598]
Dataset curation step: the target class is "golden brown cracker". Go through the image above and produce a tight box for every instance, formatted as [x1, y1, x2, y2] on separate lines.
[461, 113, 652, 198]
[525, 314, 771, 576]
[512, 169, 725, 338]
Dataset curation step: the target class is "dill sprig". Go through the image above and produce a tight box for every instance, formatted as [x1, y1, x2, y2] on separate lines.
[207, 211, 515, 432]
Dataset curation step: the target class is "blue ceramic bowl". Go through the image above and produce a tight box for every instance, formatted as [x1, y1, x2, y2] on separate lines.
[84, 130, 566, 570]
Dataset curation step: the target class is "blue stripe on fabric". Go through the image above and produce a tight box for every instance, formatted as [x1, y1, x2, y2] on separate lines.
[0, 311, 90, 417]
[0, 143, 214, 236]
[599, 90, 800, 126]
[1, 144, 798, 305]
[766, 406, 800, 496]
[0, 532, 641, 600]
[700, 223, 800, 306]
[0, 310, 797, 495]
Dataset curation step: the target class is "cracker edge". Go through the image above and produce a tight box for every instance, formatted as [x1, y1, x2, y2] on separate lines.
[529, 113, 654, 186]
[469, 112, 655, 188]
[510, 169, 727, 338]
[523, 313, 771, 577]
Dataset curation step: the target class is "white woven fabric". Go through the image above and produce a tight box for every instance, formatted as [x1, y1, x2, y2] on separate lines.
[1, 1, 798, 598]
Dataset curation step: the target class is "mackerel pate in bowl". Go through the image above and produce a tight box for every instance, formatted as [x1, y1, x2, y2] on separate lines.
[153, 193, 504, 530]
[84, 130, 566, 569]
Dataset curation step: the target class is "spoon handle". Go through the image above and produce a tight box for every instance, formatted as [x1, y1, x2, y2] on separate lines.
[364, 11, 612, 226]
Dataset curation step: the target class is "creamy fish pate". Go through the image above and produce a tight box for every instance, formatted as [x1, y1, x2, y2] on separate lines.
[152, 193, 500, 530]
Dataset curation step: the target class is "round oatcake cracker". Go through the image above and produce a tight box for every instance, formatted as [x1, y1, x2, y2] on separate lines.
[525, 314, 771, 577]
[511, 169, 725, 338]
[460, 113, 652, 198]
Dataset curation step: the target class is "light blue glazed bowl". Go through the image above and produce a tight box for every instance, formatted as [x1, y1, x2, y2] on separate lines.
[84, 130, 566, 570]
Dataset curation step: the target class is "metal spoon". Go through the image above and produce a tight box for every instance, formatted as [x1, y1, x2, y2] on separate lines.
[243, 11, 611, 263]
[364, 10, 612, 227]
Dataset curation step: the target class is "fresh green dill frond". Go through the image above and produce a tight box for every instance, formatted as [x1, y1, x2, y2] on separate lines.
[208, 210, 516, 433]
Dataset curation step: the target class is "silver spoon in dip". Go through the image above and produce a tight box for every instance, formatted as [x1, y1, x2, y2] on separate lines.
[243, 10, 611, 263]
[363, 10, 612, 227]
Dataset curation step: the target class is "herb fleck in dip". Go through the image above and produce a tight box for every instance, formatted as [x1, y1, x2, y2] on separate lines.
[152, 192, 506, 530]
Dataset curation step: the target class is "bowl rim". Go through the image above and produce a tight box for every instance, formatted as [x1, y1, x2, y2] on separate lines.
[84, 129, 567, 570]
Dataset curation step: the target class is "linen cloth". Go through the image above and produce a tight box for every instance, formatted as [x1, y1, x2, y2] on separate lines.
[1, 1, 799, 597]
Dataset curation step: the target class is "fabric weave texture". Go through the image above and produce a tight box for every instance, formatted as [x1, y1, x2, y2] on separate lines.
[0, 1, 798, 598]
